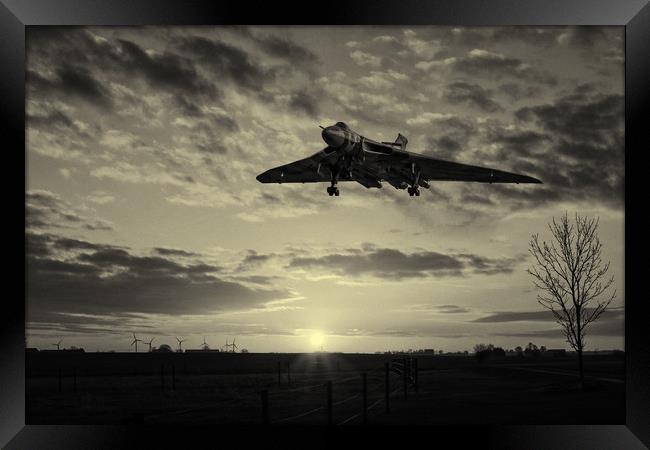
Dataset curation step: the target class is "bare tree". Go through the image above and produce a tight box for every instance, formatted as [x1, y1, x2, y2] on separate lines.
[527, 212, 616, 386]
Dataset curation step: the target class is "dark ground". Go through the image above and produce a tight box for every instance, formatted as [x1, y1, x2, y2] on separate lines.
[26, 352, 625, 425]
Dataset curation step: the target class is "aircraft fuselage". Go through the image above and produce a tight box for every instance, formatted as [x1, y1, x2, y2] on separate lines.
[321, 123, 363, 153]
[256, 122, 542, 197]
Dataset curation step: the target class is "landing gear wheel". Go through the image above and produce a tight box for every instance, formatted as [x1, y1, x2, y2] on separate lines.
[334, 188, 340, 196]
[407, 186, 420, 196]
[415, 189, 420, 196]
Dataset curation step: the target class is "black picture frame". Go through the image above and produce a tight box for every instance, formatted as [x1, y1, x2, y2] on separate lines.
[2, 0, 649, 448]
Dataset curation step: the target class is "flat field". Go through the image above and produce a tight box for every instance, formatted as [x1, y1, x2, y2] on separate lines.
[26, 352, 624, 425]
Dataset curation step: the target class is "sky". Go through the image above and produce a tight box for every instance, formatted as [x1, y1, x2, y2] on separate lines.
[26, 26, 624, 353]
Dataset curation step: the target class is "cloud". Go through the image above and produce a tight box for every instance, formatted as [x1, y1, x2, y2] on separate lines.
[373, 35, 399, 44]
[336, 328, 419, 338]
[26, 109, 93, 140]
[475, 306, 625, 341]
[515, 89, 623, 147]
[27, 189, 113, 231]
[171, 112, 239, 154]
[115, 38, 219, 100]
[406, 112, 454, 126]
[27, 66, 113, 110]
[177, 36, 273, 91]
[420, 116, 478, 160]
[451, 49, 557, 86]
[423, 85, 624, 213]
[237, 250, 275, 271]
[444, 81, 503, 112]
[358, 70, 409, 90]
[57, 65, 113, 108]
[511, 88, 624, 207]
[28, 29, 220, 121]
[26, 232, 290, 329]
[253, 33, 318, 66]
[473, 308, 623, 323]
[350, 50, 382, 67]
[488, 128, 550, 158]
[498, 82, 543, 102]
[154, 247, 199, 257]
[556, 28, 608, 47]
[286, 245, 523, 280]
[402, 29, 440, 59]
[407, 304, 471, 314]
[86, 191, 116, 205]
[288, 90, 320, 118]
[490, 318, 623, 338]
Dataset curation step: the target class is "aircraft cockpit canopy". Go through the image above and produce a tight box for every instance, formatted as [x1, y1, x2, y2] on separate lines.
[335, 122, 349, 129]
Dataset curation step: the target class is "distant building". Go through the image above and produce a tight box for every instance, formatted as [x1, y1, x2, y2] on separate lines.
[25, 348, 39, 353]
[545, 349, 567, 357]
[152, 344, 173, 352]
[65, 346, 85, 352]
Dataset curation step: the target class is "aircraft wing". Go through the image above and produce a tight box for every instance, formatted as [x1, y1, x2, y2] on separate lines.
[256, 147, 350, 183]
[407, 153, 542, 184]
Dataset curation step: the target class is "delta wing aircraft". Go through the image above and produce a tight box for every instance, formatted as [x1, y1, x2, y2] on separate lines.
[256, 122, 541, 196]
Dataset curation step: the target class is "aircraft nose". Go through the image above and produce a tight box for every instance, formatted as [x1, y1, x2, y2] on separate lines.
[321, 126, 345, 148]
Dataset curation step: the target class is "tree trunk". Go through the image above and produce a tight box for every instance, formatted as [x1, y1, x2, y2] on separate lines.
[577, 347, 584, 389]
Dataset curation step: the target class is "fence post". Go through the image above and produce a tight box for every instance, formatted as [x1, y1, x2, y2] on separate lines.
[414, 358, 419, 393]
[260, 390, 269, 424]
[326, 381, 333, 426]
[171, 363, 176, 391]
[385, 362, 390, 413]
[403, 358, 408, 400]
[287, 360, 291, 387]
[161, 364, 165, 391]
[58, 368, 62, 393]
[277, 360, 281, 387]
[362, 372, 367, 425]
[73, 367, 77, 393]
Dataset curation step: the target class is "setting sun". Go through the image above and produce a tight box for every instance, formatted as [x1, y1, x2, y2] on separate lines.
[310, 331, 325, 350]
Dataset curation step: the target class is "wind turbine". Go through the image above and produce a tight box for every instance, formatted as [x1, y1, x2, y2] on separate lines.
[52, 339, 63, 350]
[222, 338, 230, 352]
[231, 337, 238, 353]
[131, 333, 142, 352]
[176, 337, 186, 352]
[145, 337, 155, 352]
[201, 336, 210, 351]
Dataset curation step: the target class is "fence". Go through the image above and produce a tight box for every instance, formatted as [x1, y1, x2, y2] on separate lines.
[37, 357, 420, 425]
[259, 357, 419, 425]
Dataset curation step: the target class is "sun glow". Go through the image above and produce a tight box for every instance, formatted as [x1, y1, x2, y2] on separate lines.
[310, 331, 325, 350]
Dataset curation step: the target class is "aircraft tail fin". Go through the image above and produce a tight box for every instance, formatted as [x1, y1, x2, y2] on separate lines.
[395, 133, 408, 149]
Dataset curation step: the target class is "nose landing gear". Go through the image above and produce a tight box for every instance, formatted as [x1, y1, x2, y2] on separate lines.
[407, 186, 420, 196]
[327, 164, 341, 196]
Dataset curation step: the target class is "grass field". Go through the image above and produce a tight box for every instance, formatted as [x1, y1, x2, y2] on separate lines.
[26, 352, 624, 425]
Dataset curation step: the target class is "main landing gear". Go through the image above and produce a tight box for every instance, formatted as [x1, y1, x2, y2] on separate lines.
[407, 186, 420, 196]
[327, 186, 340, 196]
[408, 162, 421, 196]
